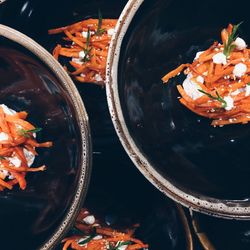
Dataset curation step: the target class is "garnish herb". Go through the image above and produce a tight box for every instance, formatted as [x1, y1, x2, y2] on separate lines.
[19, 127, 42, 138]
[223, 22, 243, 57]
[109, 241, 132, 250]
[0, 156, 5, 160]
[95, 10, 106, 36]
[198, 89, 227, 108]
[78, 235, 96, 246]
[247, 82, 250, 86]
[83, 28, 92, 62]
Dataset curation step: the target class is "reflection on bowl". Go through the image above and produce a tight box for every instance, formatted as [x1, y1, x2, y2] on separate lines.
[0, 25, 91, 250]
[106, 0, 250, 218]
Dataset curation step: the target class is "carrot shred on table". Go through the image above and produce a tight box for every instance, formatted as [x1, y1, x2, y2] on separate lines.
[48, 15, 117, 86]
[162, 22, 250, 126]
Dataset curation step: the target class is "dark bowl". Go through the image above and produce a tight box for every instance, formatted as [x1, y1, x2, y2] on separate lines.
[191, 211, 250, 250]
[0, 25, 91, 249]
[106, 0, 250, 218]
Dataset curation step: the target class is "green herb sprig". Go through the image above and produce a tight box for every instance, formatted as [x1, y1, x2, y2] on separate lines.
[223, 22, 243, 57]
[198, 89, 227, 108]
[82, 28, 92, 62]
[19, 127, 42, 138]
[108, 241, 132, 250]
[78, 235, 96, 246]
[95, 10, 106, 36]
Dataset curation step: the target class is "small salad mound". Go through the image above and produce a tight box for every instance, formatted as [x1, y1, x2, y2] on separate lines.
[49, 12, 117, 86]
[162, 23, 250, 126]
[62, 208, 148, 250]
[0, 104, 52, 191]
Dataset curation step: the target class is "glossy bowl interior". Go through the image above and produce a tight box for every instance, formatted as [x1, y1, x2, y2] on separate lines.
[106, 0, 250, 218]
[0, 25, 91, 250]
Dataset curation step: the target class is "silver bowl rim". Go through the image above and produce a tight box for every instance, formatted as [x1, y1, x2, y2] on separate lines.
[0, 24, 92, 249]
[105, 0, 250, 219]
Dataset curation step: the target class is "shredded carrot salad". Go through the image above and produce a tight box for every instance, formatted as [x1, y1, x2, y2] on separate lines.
[48, 13, 117, 86]
[162, 23, 250, 126]
[62, 208, 148, 250]
[0, 105, 52, 191]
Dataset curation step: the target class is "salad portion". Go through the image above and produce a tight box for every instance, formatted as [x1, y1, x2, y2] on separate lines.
[62, 208, 148, 250]
[49, 12, 117, 86]
[0, 104, 52, 191]
[162, 23, 250, 126]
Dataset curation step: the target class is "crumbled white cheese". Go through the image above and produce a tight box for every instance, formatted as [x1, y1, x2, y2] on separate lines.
[233, 63, 247, 78]
[0, 132, 8, 141]
[0, 104, 16, 115]
[79, 51, 86, 59]
[82, 31, 88, 38]
[23, 148, 35, 167]
[8, 156, 21, 168]
[223, 96, 234, 111]
[245, 84, 250, 96]
[212, 52, 227, 65]
[194, 51, 204, 60]
[234, 37, 247, 50]
[182, 74, 204, 100]
[83, 215, 95, 225]
[107, 28, 115, 36]
[94, 74, 103, 82]
[196, 75, 204, 83]
[72, 57, 83, 65]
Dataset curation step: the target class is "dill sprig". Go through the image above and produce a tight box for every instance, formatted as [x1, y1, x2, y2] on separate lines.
[223, 22, 243, 57]
[108, 241, 132, 250]
[83, 28, 92, 62]
[19, 127, 42, 138]
[198, 89, 227, 108]
[95, 10, 106, 36]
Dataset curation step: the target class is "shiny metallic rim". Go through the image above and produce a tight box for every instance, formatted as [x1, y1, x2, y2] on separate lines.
[0, 24, 92, 249]
[106, 0, 250, 218]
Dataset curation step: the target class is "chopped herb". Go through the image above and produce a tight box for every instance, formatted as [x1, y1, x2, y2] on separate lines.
[198, 89, 227, 108]
[19, 127, 42, 138]
[78, 235, 95, 246]
[109, 241, 132, 250]
[223, 22, 243, 57]
[247, 82, 250, 86]
[82, 28, 92, 62]
[95, 10, 106, 36]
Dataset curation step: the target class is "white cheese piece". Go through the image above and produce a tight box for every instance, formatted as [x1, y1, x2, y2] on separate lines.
[83, 215, 95, 225]
[233, 63, 247, 78]
[212, 52, 227, 65]
[23, 148, 35, 167]
[72, 57, 83, 65]
[223, 96, 234, 111]
[245, 84, 250, 96]
[194, 51, 204, 60]
[81, 31, 88, 38]
[182, 74, 204, 100]
[93, 235, 103, 240]
[0, 104, 16, 115]
[196, 75, 204, 83]
[8, 156, 21, 168]
[79, 51, 86, 59]
[94, 74, 103, 82]
[107, 28, 115, 36]
[0, 132, 8, 141]
[234, 37, 247, 50]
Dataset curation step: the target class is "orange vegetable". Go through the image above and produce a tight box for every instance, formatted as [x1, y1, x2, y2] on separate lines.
[49, 17, 117, 86]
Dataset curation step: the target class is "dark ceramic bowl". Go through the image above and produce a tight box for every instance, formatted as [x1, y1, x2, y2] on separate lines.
[106, 0, 250, 218]
[0, 25, 91, 250]
[191, 211, 250, 250]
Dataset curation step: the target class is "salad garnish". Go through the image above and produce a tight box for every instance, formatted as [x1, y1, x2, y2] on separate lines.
[162, 23, 250, 126]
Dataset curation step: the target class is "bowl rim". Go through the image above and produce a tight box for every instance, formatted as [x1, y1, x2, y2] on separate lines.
[105, 0, 250, 219]
[0, 24, 92, 249]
